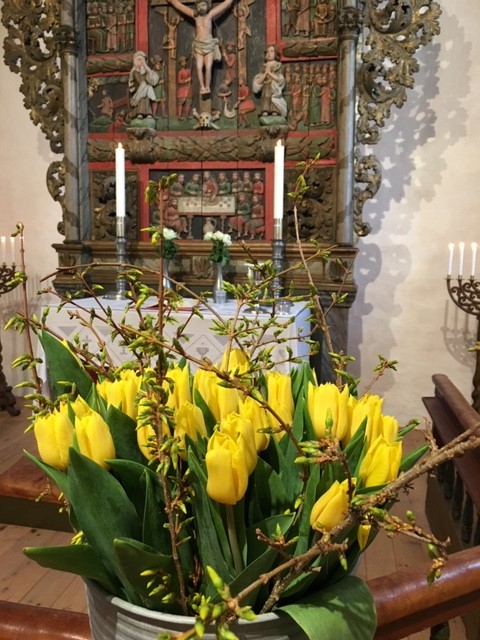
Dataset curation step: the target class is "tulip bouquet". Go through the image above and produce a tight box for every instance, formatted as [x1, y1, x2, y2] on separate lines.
[10, 274, 432, 640]
[8, 210, 442, 640]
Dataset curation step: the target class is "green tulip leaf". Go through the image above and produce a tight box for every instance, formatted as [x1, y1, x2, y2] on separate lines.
[68, 447, 142, 602]
[247, 457, 287, 524]
[277, 575, 376, 640]
[187, 449, 235, 589]
[39, 331, 93, 399]
[105, 404, 146, 464]
[193, 388, 217, 436]
[107, 458, 169, 550]
[23, 450, 71, 501]
[292, 463, 320, 557]
[400, 443, 430, 473]
[142, 468, 172, 551]
[246, 513, 294, 565]
[113, 538, 180, 611]
[24, 543, 117, 594]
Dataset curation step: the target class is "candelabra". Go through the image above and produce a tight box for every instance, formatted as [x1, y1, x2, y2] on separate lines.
[0, 263, 20, 416]
[446, 275, 480, 413]
[104, 221, 128, 300]
[271, 235, 292, 315]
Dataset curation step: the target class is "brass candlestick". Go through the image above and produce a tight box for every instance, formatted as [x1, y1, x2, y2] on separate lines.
[446, 275, 480, 412]
[0, 263, 20, 416]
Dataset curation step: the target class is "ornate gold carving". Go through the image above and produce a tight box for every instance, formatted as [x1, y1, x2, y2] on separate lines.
[353, 149, 381, 237]
[56, 24, 78, 54]
[357, 0, 441, 145]
[86, 55, 133, 75]
[338, 6, 362, 36]
[88, 133, 335, 165]
[90, 171, 139, 241]
[354, 0, 441, 235]
[282, 39, 338, 59]
[286, 167, 335, 243]
[46, 160, 66, 234]
[2, 0, 63, 152]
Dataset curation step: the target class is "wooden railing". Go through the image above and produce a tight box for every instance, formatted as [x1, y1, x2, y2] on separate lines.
[423, 373, 480, 638]
[1, 546, 480, 640]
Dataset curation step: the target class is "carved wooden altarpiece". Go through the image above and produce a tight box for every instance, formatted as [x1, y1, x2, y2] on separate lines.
[2, 0, 441, 376]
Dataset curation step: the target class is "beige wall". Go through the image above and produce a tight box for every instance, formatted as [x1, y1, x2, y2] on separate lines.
[0, 20, 62, 390]
[348, 4, 480, 423]
[1, 5, 478, 425]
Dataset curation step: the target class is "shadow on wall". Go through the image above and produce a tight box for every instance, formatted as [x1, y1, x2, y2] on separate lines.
[348, 9, 471, 393]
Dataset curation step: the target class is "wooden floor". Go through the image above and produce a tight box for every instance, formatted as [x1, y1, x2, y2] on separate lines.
[0, 397, 467, 638]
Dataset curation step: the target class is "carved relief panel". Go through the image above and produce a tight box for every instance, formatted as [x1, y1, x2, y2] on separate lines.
[84, 0, 340, 264]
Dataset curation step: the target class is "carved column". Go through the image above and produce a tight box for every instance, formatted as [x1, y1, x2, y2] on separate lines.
[336, 0, 361, 246]
[58, 0, 89, 243]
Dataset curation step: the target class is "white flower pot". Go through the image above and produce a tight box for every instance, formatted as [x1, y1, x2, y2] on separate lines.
[86, 580, 307, 640]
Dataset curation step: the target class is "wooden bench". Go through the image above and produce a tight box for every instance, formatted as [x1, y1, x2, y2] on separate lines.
[423, 373, 480, 638]
[0, 457, 70, 531]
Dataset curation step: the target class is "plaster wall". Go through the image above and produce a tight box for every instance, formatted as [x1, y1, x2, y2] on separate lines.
[0, 5, 478, 423]
[348, 4, 480, 424]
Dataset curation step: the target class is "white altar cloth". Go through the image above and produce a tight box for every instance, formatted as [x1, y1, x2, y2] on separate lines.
[40, 297, 311, 374]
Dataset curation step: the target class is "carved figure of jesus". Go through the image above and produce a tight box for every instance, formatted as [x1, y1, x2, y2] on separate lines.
[166, 0, 235, 95]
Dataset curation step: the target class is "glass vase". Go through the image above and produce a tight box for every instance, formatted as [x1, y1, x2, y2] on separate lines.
[213, 261, 227, 304]
[163, 258, 172, 291]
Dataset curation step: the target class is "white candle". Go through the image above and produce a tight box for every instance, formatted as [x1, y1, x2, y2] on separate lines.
[447, 242, 454, 276]
[10, 236, 15, 264]
[115, 143, 126, 233]
[0, 237, 5, 264]
[273, 139, 285, 240]
[471, 242, 478, 278]
[458, 242, 465, 277]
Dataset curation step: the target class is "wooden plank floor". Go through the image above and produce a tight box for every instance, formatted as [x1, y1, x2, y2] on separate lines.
[0, 397, 468, 638]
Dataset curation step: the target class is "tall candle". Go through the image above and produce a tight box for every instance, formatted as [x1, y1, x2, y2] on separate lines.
[0, 237, 5, 264]
[273, 139, 285, 240]
[447, 242, 454, 276]
[115, 143, 126, 235]
[458, 241, 465, 277]
[10, 236, 15, 264]
[471, 242, 478, 277]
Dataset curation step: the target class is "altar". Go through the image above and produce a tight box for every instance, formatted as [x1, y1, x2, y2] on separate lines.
[40, 297, 310, 375]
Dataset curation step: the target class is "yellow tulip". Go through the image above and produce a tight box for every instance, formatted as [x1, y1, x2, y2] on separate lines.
[307, 382, 349, 441]
[219, 412, 257, 474]
[97, 370, 142, 419]
[220, 348, 248, 374]
[265, 372, 294, 433]
[33, 409, 74, 471]
[350, 394, 384, 446]
[75, 410, 116, 469]
[238, 396, 270, 452]
[359, 435, 402, 488]
[175, 401, 207, 458]
[310, 479, 350, 532]
[70, 396, 90, 419]
[381, 415, 399, 444]
[163, 365, 191, 411]
[205, 431, 249, 505]
[136, 423, 158, 461]
[193, 369, 239, 422]
[357, 524, 372, 551]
